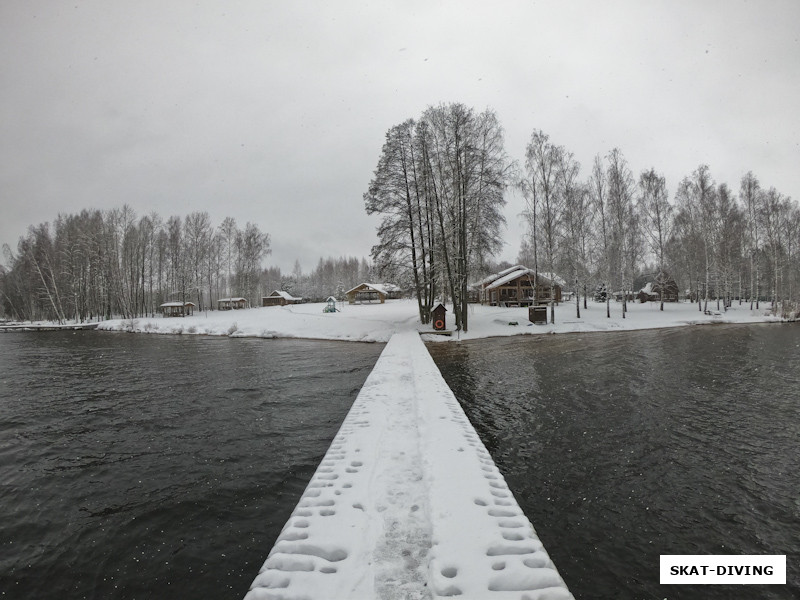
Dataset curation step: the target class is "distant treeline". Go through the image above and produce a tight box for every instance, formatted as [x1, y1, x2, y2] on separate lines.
[0, 206, 371, 322]
[289, 256, 373, 301]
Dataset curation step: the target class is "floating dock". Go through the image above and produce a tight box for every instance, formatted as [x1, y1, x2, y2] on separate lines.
[246, 331, 573, 600]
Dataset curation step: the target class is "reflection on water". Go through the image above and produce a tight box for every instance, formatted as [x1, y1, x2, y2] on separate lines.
[0, 331, 383, 599]
[428, 323, 800, 600]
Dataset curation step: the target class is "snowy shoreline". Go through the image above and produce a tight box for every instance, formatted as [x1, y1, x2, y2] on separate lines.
[86, 298, 782, 343]
[5, 299, 782, 342]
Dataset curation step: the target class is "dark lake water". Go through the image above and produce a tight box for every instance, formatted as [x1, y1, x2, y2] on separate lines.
[428, 323, 800, 600]
[3, 325, 798, 600]
[0, 331, 383, 599]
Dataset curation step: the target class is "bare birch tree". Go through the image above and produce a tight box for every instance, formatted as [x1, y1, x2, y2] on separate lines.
[522, 130, 562, 323]
[588, 155, 612, 318]
[606, 148, 636, 318]
[637, 168, 673, 310]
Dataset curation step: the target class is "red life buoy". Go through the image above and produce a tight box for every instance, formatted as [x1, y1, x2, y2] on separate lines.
[434, 319, 444, 329]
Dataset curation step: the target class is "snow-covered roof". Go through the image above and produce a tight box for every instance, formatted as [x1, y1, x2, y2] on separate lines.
[372, 283, 401, 294]
[218, 297, 247, 302]
[537, 272, 567, 287]
[484, 268, 536, 290]
[497, 264, 524, 277]
[639, 283, 654, 294]
[345, 283, 401, 296]
[482, 268, 565, 291]
[477, 266, 566, 290]
[266, 290, 302, 301]
[476, 265, 527, 286]
[160, 301, 195, 307]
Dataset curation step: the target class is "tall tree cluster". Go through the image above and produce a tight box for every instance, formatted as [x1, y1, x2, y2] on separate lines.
[515, 135, 800, 319]
[364, 103, 511, 331]
[365, 111, 799, 323]
[520, 131, 598, 323]
[667, 168, 789, 313]
[637, 168, 673, 310]
[1, 206, 270, 322]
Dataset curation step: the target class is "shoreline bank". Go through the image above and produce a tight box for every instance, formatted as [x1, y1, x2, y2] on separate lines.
[5, 299, 782, 343]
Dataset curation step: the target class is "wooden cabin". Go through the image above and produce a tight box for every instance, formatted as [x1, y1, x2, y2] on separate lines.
[218, 297, 248, 310]
[637, 285, 659, 303]
[538, 272, 566, 303]
[652, 274, 679, 302]
[637, 272, 679, 303]
[262, 290, 303, 307]
[478, 266, 563, 307]
[345, 283, 402, 304]
[159, 301, 196, 317]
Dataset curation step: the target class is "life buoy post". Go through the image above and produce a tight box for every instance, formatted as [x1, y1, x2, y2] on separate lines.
[431, 303, 447, 331]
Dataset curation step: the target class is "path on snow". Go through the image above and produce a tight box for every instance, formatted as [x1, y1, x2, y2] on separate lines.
[245, 331, 574, 600]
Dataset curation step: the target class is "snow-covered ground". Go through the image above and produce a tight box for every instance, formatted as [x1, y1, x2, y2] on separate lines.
[96, 299, 779, 343]
[245, 331, 573, 600]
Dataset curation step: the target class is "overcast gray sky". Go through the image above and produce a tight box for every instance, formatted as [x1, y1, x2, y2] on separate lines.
[2, 0, 798, 272]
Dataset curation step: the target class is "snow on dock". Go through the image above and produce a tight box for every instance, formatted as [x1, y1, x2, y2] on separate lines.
[245, 331, 573, 600]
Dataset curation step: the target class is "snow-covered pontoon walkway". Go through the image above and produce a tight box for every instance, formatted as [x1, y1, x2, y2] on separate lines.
[245, 331, 574, 600]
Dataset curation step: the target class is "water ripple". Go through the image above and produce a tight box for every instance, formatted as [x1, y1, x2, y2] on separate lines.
[429, 323, 800, 600]
[0, 331, 383, 599]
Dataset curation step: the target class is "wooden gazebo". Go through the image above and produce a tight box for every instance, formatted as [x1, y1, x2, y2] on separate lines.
[218, 297, 248, 310]
[159, 301, 196, 317]
[345, 283, 401, 304]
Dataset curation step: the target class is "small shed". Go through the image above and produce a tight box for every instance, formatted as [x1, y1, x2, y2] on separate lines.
[529, 305, 548, 324]
[218, 297, 248, 310]
[160, 301, 196, 317]
[262, 290, 303, 307]
[345, 283, 401, 304]
[431, 303, 447, 330]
